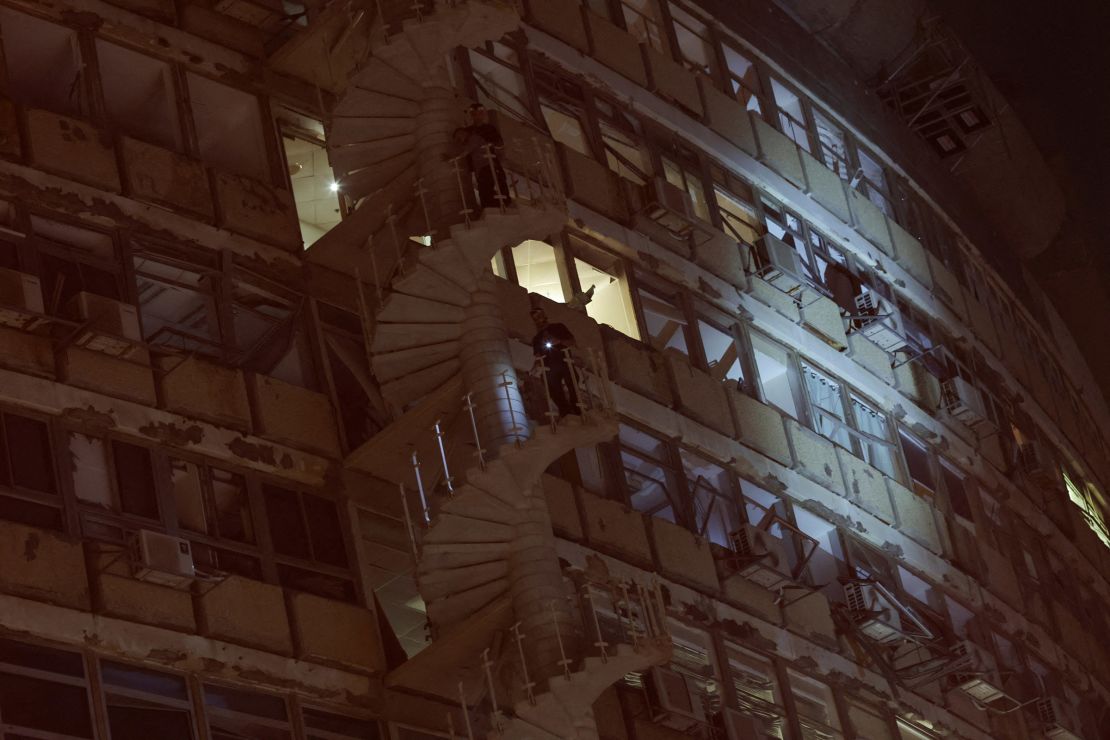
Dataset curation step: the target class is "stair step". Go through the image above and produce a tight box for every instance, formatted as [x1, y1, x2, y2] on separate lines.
[332, 88, 420, 121]
[425, 577, 508, 626]
[420, 540, 510, 570]
[465, 462, 520, 508]
[343, 57, 421, 103]
[418, 560, 509, 602]
[416, 240, 479, 292]
[381, 358, 459, 406]
[334, 150, 416, 199]
[378, 293, 465, 324]
[329, 134, 416, 177]
[421, 512, 514, 545]
[371, 322, 461, 353]
[391, 264, 471, 307]
[332, 116, 414, 142]
[439, 489, 517, 525]
[372, 340, 459, 382]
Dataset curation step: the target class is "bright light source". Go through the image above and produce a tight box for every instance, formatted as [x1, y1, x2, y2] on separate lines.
[545, 342, 553, 349]
[329, 182, 340, 192]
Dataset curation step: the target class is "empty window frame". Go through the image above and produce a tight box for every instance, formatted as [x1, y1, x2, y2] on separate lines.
[468, 42, 537, 125]
[171, 457, 262, 580]
[769, 78, 811, 151]
[620, 0, 666, 53]
[262, 484, 356, 600]
[855, 147, 893, 216]
[280, 112, 340, 249]
[0, 409, 62, 530]
[100, 660, 194, 740]
[711, 168, 761, 245]
[511, 238, 568, 302]
[749, 331, 800, 418]
[186, 72, 270, 181]
[680, 449, 739, 546]
[0, 7, 86, 116]
[68, 432, 160, 523]
[595, 98, 651, 184]
[570, 241, 640, 340]
[30, 215, 122, 315]
[660, 153, 710, 221]
[0, 637, 95, 738]
[204, 682, 292, 740]
[898, 430, 936, 498]
[615, 422, 683, 524]
[812, 108, 850, 179]
[95, 39, 181, 150]
[636, 282, 690, 356]
[230, 270, 313, 386]
[133, 247, 223, 355]
[722, 43, 763, 114]
[695, 314, 743, 385]
[668, 2, 714, 74]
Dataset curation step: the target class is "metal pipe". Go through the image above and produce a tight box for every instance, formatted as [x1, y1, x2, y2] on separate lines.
[433, 418, 454, 493]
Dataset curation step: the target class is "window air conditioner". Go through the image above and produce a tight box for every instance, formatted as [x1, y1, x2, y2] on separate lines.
[649, 666, 708, 732]
[949, 640, 1011, 707]
[755, 234, 804, 293]
[853, 292, 908, 351]
[66, 291, 143, 359]
[729, 524, 795, 592]
[940, 377, 990, 427]
[130, 529, 195, 588]
[0, 267, 45, 330]
[1019, 441, 1059, 487]
[723, 707, 776, 740]
[1036, 697, 1084, 740]
[842, 581, 909, 645]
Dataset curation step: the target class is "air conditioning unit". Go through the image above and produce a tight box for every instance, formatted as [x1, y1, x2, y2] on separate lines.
[1036, 697, 1084, 740]
[729, 524, 795, 591]
[1019, 441, 1058, 487]
[853, 292, 907, 351]
[941, 377, 989, 427]
[755, 234, 804, 293]
[723, 707, 777, 740]
[842, 582, 908, 645]
[0, 267, 45, 330]
[950, 640, 1010, 707]
[130, 530, 195, 588]
[66, 291, 143, 359]
[649, 666, 707, 732]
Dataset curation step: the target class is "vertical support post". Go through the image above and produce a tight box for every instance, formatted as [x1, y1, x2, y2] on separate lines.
[583, 588, 609, 663]
[387, 206, 403, 274]
[452, 156, 473, 228]
[415, 178, 433, 240]
[536, 356, 558, 433]
[549, 600, 573, 680]
[562, 347, 591, 415]
[398, 483, 420, 562]
[411, 451, 431, 524]
[618, 581, 638, 648]
[457, 683, 474, 740]
[433, 418, 454, 494]
[483, 143, 507, 214]
[499, 371, 523, 447]
[462, 392, 487, 470]
[511, 621, 536, 705]
[481, 648, 504, 731]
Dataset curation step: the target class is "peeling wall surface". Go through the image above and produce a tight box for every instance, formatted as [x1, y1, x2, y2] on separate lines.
[0, 1, 1107, 740]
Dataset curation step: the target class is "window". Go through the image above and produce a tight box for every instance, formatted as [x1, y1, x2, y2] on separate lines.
[96, 40, 181, 150]
[101, 660, 194, 740]
[850, 395, 895, 477]
[940, 460, 972, 521]
[1063, 469, 1110, 547]
[847, 700, 893, 740]
[187, 73, 269, 181]
[856, 147, 892, 216]
[812, 109, 849, 179]
[280, 113, 340, 248]
[0, 637, 94, 738]
[696, 317, 743, 384]
[636, 284, 689, 356]
[723, 44, 763, 114]
[512, 239, 567, 302]
[468, 43, 536, 125]
[750, 332, 799, 418]
[616, 423, 682, 524]
[231, 271, 313, 386]
[0, 8, 85, 116]
[171, 458, 262, 580]
[572, 245, 639, 340]
[205, 683, 292, 740]
[681, 450, 739, 546]
[263, 485, 355, 599]
[899, 430, 935, 497]
[0, 410, 62, 530]
[620, 0, 665, 53]
[668, 2, 713, 74]
[770, 78, 810, 151]
[787, 670, 841, 739]
[31, 216, 122, 315]
[133, 248, 223, 354]
[724, 644, 784, 737]
[113, 441, 160, 520]
[801, 363, 850, 448]
[303, 707, 382, 739]
[714, 182, 761, 245]
[596, 99, 651, 185]
[661, 155, 709, 221]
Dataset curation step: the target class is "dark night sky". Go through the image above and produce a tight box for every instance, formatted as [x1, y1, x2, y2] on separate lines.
[932, 0, 1110, 261]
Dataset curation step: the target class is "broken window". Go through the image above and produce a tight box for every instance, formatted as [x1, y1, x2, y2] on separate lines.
[0, 7, 86, 116]
[770, 78, 810, 151]
[263, 485, 353, 600]
[133, 247, 222, 355]
[540, 104, 592, 158]
[0, 411, 62, 530]
[511, 239, 567, 302]
[31, 216, 121, 315]
[660, 150, 709, 221]
[696, 317, 743, 385]
[812, 108, 849, 179]
[636, 283, 689, 356]
[279, 110, 340, 249]
[1063, 469, 1110, 548]
[723, 44, 763, 114]
[620, 0, 665, 53]
[940, 460, 972, 521]
[668, 2, 713, 74]
[847, 700, 893, 740]
[204, 683, 292, 740]
[303, 707, 382, 740]
[469, 43, 536, 125]
[96, 40, 181, 151]
[856, 147, 892, 216]
[232, 269, 313, 387]
[318, 301, 384, 449]
[113, 441, 160, 520]
[723, 644, 784, 738]
[571, 243, 640, 340]
[680, 449, 738, 546]
[101, 660, 194, 740]
[617, 423, 682, 524]
[0, 638, 94, 738]
[187, 72, 269, 181]
[596, 99, 651, 185]
[787, 670, 842, 739]
[749, 332, 799, 418]
[899, 430, 936, 497]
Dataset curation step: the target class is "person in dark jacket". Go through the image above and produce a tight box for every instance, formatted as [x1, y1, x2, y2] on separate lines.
[530, 307, 579, 417]
[466, 103, 512, 210]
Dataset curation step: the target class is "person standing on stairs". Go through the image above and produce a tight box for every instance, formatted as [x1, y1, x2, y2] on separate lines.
[466, 103, 512, 211]
[530, 307, 580, 418]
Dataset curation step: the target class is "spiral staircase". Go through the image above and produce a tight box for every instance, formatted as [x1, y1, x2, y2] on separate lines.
[301, 1, 675, 735]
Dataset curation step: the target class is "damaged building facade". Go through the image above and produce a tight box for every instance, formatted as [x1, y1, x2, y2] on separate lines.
[0, 0, 1107, 739]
